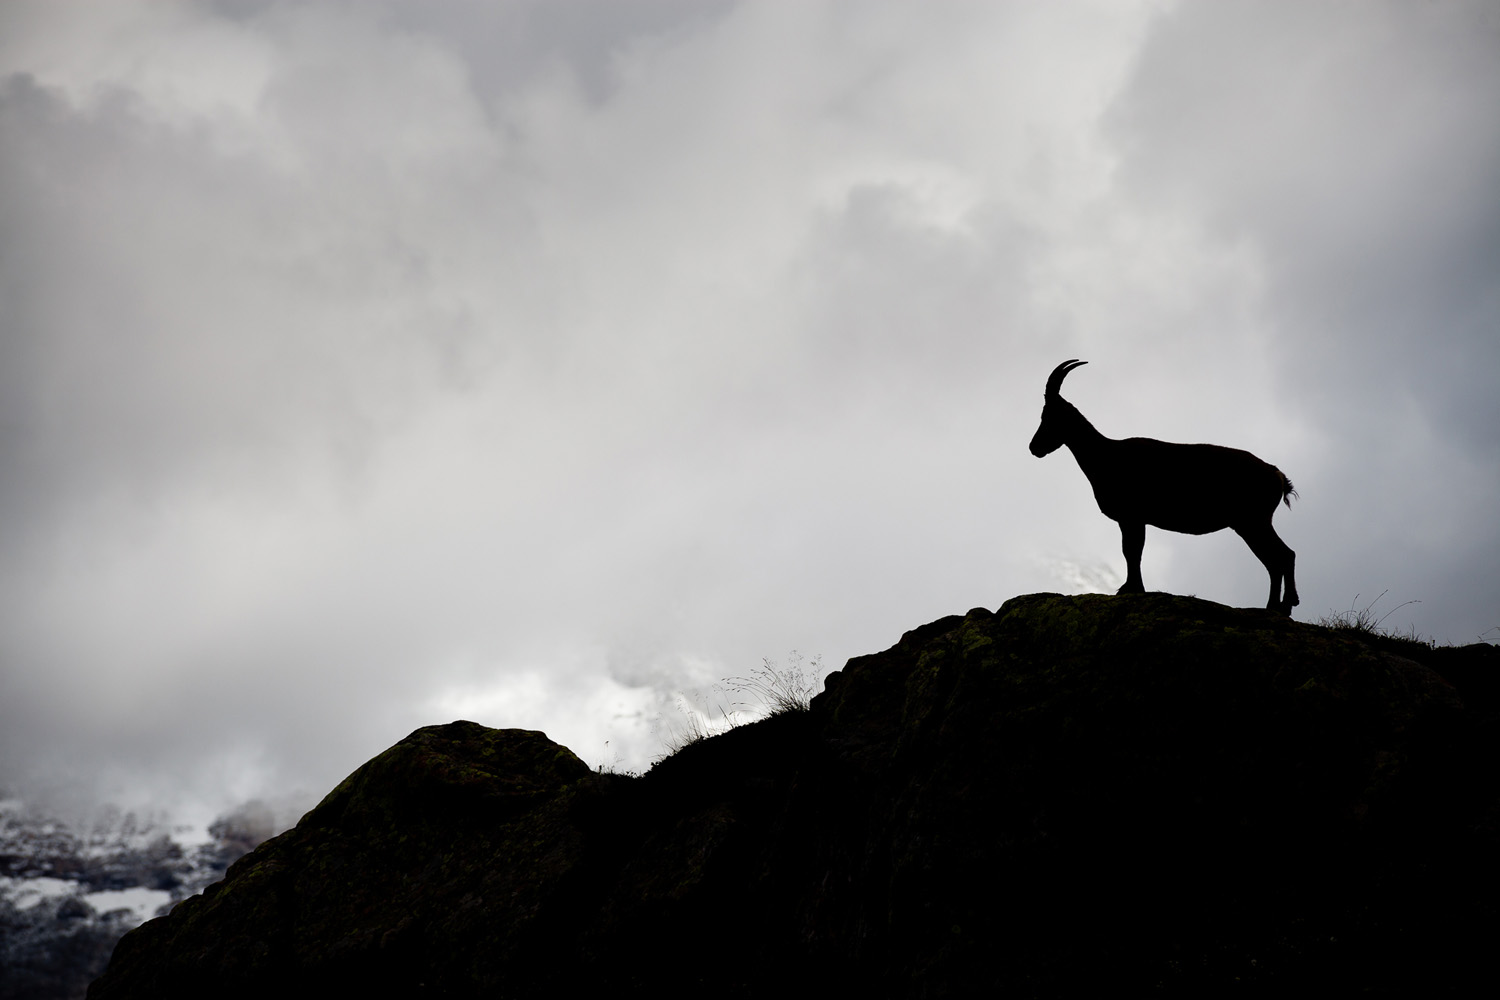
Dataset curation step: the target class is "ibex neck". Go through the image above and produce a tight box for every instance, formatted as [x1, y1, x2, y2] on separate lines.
[1061, 408, 1111, 461]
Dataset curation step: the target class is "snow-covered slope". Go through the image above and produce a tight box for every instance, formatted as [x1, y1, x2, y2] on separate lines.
[0, 797, 290, 1000]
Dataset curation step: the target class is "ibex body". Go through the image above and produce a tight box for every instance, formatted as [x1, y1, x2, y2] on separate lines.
[1029, 360, 1299, 615]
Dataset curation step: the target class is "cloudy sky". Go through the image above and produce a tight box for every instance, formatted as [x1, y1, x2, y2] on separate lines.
[2, 0, 1496, 822]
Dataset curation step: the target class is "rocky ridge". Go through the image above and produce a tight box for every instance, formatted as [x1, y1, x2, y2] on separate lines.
[88, 593, 1500, 996]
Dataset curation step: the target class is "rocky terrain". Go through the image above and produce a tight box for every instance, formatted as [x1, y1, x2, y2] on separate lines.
[87, 593, 1500, 996]
[1, 800, 282, 1000]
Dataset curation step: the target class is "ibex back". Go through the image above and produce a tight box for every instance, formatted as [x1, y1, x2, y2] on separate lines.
[1029, 360, 1299, 615]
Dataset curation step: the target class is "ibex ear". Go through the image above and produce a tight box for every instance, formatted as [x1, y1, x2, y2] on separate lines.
[1044, 359, 1087, 396]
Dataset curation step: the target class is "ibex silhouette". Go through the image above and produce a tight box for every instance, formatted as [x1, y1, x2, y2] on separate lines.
[1029, 360, 1299, 615]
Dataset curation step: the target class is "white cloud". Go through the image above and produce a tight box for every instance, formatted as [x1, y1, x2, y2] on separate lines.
[1, 0, 1494, 821]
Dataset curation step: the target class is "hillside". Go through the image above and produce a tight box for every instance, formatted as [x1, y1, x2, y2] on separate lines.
[88, 593, 1500, 997]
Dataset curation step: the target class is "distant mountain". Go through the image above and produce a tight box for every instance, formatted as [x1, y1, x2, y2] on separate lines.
[87, 594, 1500, 996]
[1, 799, 283, 1000]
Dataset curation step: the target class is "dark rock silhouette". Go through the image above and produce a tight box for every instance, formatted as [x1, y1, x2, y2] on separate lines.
[1029, 360, 1300, 614]
[88, 594, 1499, 997]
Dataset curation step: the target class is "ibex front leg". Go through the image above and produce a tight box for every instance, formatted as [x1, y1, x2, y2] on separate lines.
[1118, 521, 1146, 594]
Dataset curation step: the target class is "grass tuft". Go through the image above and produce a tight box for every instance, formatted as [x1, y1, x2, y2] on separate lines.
[721, 650, 823, 717]
[654, 692, 746, 758]
[1318, 591, 1433, 647]
[652, 651, 825, 762]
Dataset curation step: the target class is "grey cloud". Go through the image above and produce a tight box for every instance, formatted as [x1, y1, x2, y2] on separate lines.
[0, 2, 1494, 824]
[1110, 0, 1500, 451]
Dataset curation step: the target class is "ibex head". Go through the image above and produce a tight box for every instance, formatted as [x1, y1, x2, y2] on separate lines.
[1028, 359, 1088, 457]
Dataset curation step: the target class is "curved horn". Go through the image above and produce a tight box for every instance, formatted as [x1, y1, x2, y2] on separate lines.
[1044, 359, 1088, 396]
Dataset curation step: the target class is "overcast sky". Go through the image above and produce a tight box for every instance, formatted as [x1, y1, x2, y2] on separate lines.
[2, 0, 1496, 823]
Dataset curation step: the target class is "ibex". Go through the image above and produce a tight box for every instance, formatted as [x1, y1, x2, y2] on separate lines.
[1028, 360, 1299, 615]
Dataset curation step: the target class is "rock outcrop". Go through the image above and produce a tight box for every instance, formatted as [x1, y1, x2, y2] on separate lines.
[88, 594, 1500, 997]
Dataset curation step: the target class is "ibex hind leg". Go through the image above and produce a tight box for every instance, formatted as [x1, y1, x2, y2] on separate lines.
[1235, 524, 1298, 615]
[1280, 542, 1299, 612]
